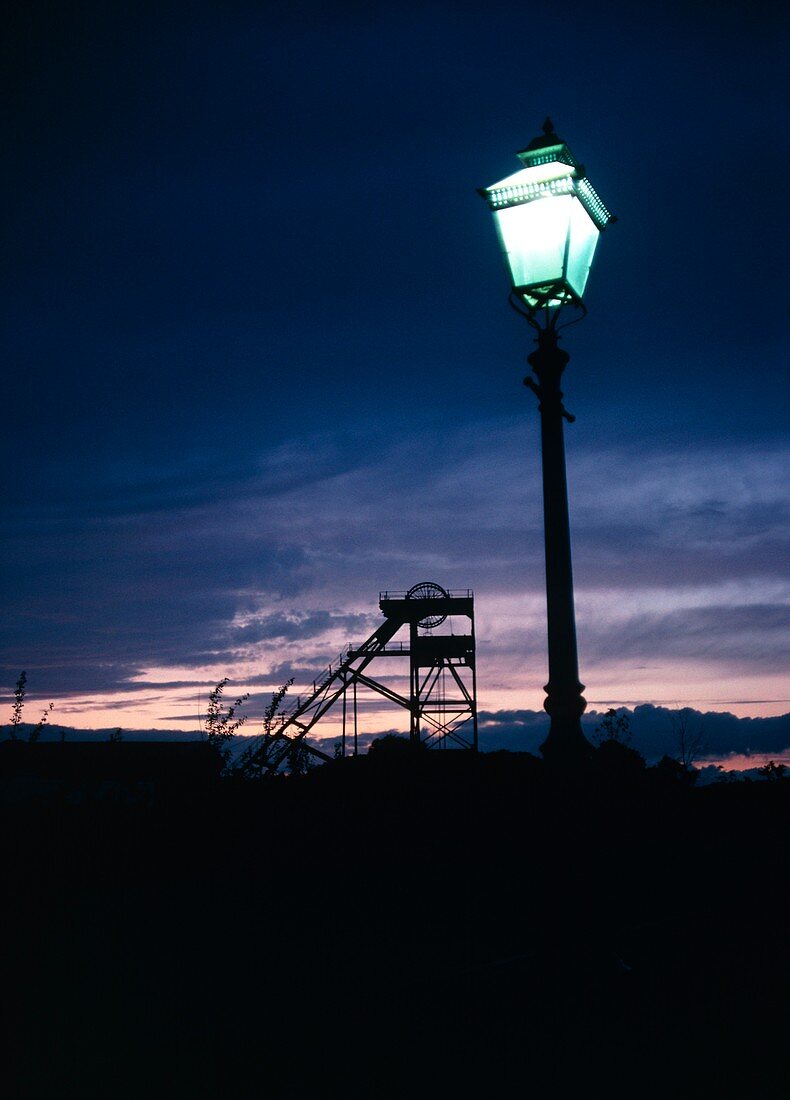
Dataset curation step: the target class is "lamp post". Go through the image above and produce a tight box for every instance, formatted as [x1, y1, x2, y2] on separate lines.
[479, 119, 615, 761]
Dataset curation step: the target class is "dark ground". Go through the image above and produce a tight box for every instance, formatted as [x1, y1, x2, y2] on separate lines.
[3, 751, 788, 1098]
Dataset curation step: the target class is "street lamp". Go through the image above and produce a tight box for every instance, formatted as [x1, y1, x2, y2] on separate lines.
[479, 118, 615, 760]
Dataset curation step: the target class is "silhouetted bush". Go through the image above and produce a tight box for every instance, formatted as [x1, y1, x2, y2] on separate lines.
[652, 753, 699, 786]
[757, 760, 787, 781]
[593, 738, 646, 778]
[368, 734, 421, 757]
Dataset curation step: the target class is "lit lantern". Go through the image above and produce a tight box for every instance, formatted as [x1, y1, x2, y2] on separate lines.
[479, 118, 615, 309]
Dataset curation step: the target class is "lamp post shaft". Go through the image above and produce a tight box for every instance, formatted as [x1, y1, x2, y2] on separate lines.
[526, 327, 590, 759]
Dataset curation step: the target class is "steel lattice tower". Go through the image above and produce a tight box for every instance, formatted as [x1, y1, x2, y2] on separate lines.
[239, 583, 477, 774]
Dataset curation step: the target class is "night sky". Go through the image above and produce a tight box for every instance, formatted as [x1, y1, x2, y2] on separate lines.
[3, 1, 788, 741]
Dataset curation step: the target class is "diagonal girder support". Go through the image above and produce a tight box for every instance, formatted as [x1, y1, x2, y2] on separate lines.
[239, 615, 405, 774]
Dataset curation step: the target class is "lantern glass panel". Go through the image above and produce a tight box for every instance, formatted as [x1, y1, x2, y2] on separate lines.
[493, 195, 572, 293]
[565, 200, 600, 298]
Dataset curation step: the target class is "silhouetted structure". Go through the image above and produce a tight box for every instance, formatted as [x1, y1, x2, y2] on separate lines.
[239, 583, 477, 774]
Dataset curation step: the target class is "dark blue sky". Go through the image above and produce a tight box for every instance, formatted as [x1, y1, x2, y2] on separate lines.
[2, 1, 788, 732]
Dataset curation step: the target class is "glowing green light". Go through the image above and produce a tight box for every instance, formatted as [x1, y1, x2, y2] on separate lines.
[479, 125, 614, 308]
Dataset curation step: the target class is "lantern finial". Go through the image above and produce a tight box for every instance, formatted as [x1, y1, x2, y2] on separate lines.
[523, 118, 562, 152]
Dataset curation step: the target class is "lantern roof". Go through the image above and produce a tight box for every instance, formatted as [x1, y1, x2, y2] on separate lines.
[478, 118, 615, 231]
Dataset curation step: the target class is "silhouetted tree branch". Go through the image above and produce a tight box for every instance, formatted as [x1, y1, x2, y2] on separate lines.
[672, 709, 704, 772]
[8, 671, 26, 740]
[233, 679, 293, 777]
[5, 672, 54, 742]
[204, 678, 249, 768]
[593, 708, 631, 746]
[28, 702, 54, 743]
